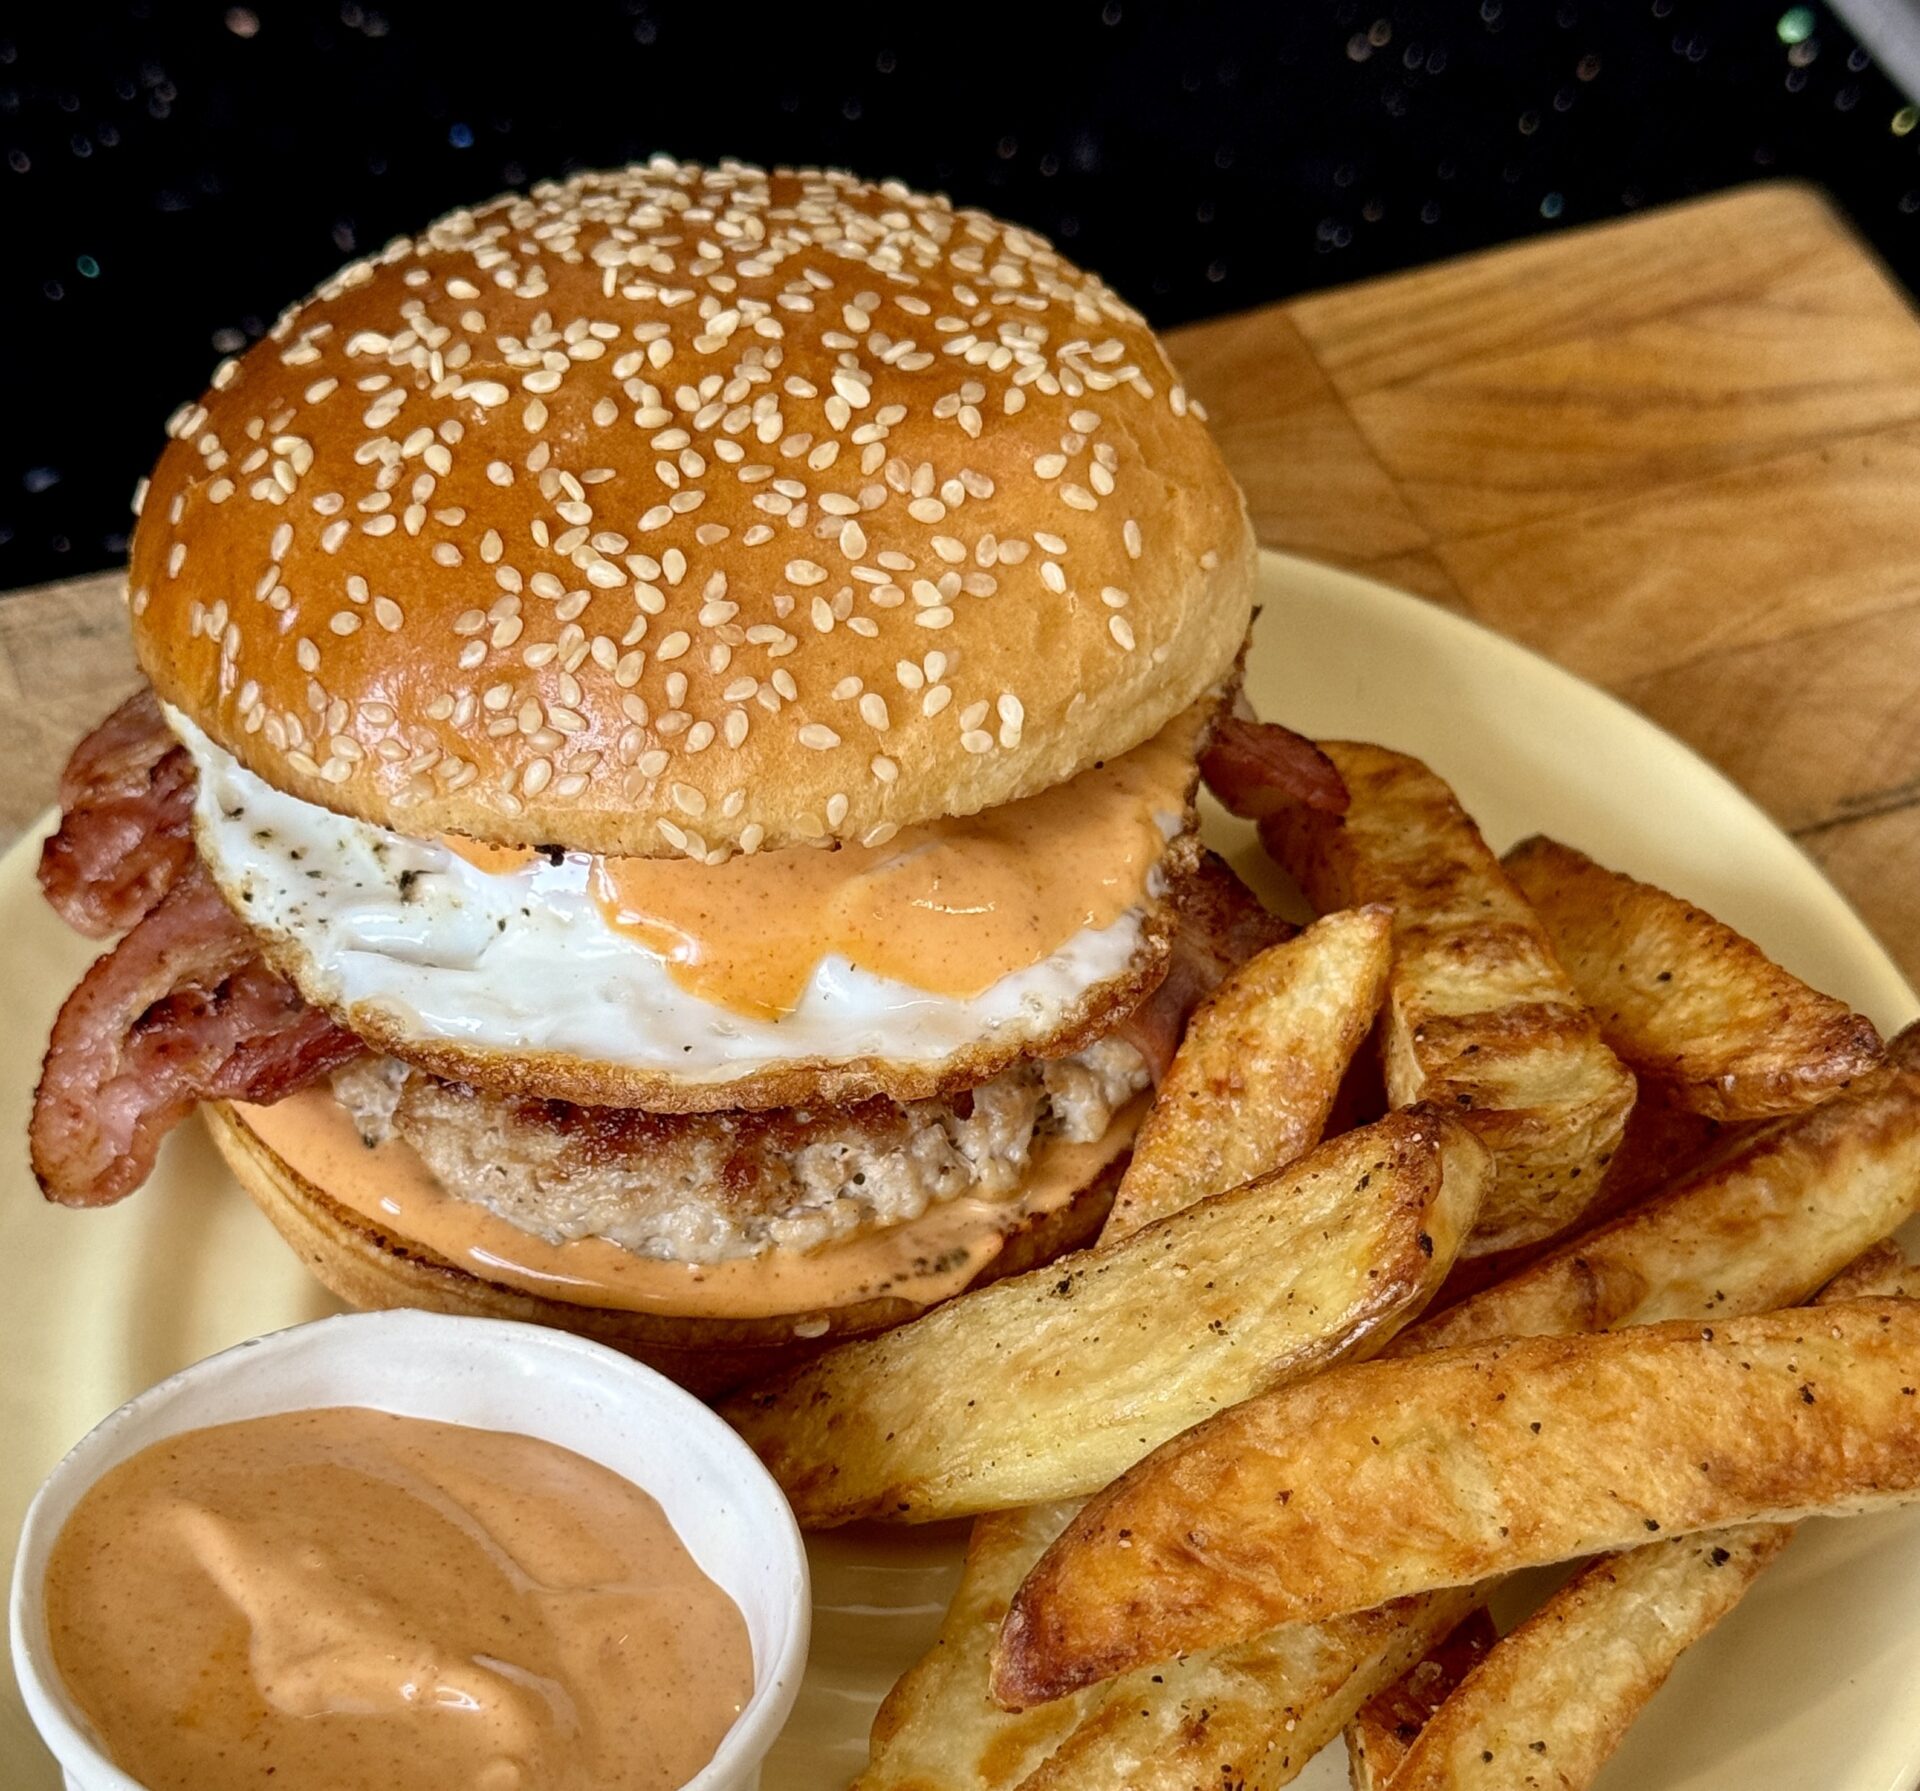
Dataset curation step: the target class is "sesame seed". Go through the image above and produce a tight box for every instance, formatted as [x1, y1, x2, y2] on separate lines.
[139, 158, 1208, 839]
[798, 723, 840, 751]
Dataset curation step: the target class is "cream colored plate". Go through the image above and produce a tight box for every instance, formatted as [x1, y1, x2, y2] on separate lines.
[5, 551, 1917, 1791]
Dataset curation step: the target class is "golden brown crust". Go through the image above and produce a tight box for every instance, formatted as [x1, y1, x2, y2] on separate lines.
[1018, 1589, 1478, 1791]
[1344, 1607, 1500, 1790]
[203, 1098, 1123, 1398]
[1503, 833, 1884, 1121]
[855, 1502, 1093, 1791]
[130, 161, 1254, 859]
[1260, 742, 1636, 1256]
[721, 1108, 1489, 1527]
[1399, 1024, 1920, 1356]
[1100, 905, 1391, 1244]
[1378, 1528, 1789, 1791]
[991, 1300, 1920, 1706]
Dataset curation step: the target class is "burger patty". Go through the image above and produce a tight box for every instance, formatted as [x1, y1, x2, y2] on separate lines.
[332, 1037, 1151, 1266]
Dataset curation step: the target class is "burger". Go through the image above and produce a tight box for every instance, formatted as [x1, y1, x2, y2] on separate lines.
[30, 159, 1323, 1395]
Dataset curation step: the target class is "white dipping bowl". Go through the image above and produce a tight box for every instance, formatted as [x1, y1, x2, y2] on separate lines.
[9, 1309, 809, 1791]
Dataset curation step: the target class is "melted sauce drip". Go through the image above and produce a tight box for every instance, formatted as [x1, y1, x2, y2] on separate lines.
[442, 702, 1205, 1021]
[44, 1408, 752, 1791]
[234, 1088, 1147, 1320]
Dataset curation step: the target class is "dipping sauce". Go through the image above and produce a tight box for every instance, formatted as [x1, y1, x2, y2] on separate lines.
[42, 1407, 754, 1791]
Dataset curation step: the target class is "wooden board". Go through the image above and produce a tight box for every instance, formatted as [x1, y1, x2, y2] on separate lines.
[3, 181, 1915, 984]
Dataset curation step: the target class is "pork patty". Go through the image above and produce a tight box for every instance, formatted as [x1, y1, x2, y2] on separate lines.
[332, 1036, 1149, 1265]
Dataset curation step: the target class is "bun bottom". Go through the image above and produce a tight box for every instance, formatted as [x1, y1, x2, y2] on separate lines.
[204, 1100, 1123, 1400]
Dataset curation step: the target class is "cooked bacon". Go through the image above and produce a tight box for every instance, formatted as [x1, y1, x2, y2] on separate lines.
[39, 687, 197, 937]
[1200, 714, 1349, 820]
[1117, 851, 1296, 1081]
[31, 864, 361, 1207]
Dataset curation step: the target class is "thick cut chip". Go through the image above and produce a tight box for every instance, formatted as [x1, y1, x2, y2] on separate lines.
[1505, 834, 1882, 1120]
[981, 1037, 1920, 1771]
[1258, 742, 1635, 1255]
[1349, 1239, 1918, 1791]
[859, 1499, 1479, 1791]
[1822, 1239, 1920, 1303]
[991, 1300, 1920, 1706]
[1101, 906, 1391, 1245]
[855, 1502, 1089, 1791]
[1016, 1587, 1481, 1791]
[1431, 1079, 1760, 1308]
[1377, 1527, 1791, 1791]
[1405, 1024, 1920, 1354]
[724, 1108, 1488, 1526]
[1345, 1608, 1499, 1790]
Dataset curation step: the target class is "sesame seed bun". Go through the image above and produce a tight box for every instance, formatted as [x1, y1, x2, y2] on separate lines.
[128, 159, 1254, 859]
[203, 1098, 1123, 1399]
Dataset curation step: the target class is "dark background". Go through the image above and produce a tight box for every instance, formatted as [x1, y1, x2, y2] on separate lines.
[4, 0, 1916, 590]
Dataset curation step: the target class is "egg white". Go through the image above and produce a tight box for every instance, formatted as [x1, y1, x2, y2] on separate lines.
[173, 710, 1169, 1087]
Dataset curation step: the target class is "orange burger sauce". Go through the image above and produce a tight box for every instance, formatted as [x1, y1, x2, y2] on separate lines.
[43, 1408, 753, 1791]
[442, 699, 1206, 1021]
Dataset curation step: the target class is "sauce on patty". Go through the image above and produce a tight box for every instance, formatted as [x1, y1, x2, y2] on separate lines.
[43, 1408, 752, 1791]
[231, 1087, 1147, 1318]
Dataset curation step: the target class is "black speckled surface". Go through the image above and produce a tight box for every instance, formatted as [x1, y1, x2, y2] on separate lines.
[3, 0, 1916, 587]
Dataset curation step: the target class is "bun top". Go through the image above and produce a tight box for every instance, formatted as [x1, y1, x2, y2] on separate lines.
[130, 159, 1254, 857]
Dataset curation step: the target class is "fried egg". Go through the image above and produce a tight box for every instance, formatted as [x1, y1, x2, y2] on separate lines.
[174, 710, 1180, 1089]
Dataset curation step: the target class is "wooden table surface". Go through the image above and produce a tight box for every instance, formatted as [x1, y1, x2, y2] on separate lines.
[2, 181, 1915, 986]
